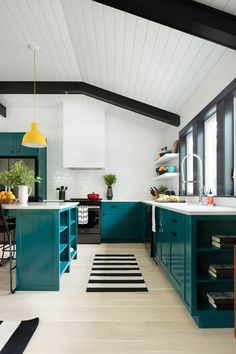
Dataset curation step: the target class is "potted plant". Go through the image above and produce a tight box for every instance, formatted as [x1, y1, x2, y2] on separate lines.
[0, 160, 42, 204]
[156, 185, 168, 198]
[103, 174, 117, 200]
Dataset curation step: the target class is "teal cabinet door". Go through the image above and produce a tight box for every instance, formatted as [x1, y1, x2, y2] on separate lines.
[101, 210, 125, 241]
[101, 202, 144, 242]
[126, 202, 143, 241]
[169, 217, 185, 294]
[0, 133, 15, 155]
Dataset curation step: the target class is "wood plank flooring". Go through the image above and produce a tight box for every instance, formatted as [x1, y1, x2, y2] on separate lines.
[0, 243, 236, 353]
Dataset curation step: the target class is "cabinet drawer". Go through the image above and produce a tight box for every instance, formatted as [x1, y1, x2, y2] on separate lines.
[102, 202, 124, 211]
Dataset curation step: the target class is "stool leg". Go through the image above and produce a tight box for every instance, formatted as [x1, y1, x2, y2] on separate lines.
[0, 232, 10, 266]
[9, 230, 16, 294]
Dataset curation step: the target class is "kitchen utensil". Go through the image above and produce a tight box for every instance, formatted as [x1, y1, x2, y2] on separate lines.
[87, 192, 101, 200]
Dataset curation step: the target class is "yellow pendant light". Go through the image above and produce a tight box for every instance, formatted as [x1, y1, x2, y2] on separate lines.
[22, 45, 47, 148]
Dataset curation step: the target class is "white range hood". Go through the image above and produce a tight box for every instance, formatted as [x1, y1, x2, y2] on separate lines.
[63, 97, 105, 169]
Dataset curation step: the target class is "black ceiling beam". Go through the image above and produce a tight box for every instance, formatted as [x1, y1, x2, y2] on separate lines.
[92, 0, 236, 50]
[0, 102, 6, 118]
[0, 81, 180, 126]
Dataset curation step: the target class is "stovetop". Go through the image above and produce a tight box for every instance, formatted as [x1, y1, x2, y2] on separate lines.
[68, 198, 102, 206]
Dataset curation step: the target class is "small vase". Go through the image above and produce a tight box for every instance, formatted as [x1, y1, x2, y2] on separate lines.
[18, 185, 32, 205]
[106, 186, 113, 200]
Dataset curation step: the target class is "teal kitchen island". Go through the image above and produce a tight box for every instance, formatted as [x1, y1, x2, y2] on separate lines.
[3, 202, 78, 291]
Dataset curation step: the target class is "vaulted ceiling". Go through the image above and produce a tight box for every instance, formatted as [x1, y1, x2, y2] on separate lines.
[0, 0, 235, 123]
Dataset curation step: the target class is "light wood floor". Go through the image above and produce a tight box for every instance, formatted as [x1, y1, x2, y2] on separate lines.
[0, 243, 236, 354]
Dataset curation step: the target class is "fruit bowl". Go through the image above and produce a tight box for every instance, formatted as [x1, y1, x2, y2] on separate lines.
[0, 191, 17, 204]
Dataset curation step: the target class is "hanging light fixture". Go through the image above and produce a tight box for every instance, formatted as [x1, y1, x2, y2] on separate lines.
[22, 45, 47, 148]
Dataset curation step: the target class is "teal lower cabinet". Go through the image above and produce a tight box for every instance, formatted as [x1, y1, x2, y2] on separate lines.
[5, 204, 78, 291]
[153, 208, 234, 328]
[101, 202, 143, 242]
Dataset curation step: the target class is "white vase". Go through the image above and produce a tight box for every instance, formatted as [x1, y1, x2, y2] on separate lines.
[18, 185, 32, 205]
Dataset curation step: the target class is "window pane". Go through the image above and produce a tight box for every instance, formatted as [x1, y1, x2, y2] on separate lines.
[186, 132, 193, 195]
[204, 114, 217, 195]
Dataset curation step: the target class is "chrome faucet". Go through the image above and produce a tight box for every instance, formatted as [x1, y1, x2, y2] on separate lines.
[181, 153, 204, 204]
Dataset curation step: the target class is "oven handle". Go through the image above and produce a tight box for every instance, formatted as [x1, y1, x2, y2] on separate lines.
[86, 206, 100, 209]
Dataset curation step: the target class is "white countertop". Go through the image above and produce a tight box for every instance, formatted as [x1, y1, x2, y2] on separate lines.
[2, 202, 78, 210]
[143, 201, 236, 215]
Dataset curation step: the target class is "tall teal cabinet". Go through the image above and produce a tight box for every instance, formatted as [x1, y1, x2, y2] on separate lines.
[0, 132, 47, 199]
[153, 207, 235, 328]
[101, 202, 144, 242]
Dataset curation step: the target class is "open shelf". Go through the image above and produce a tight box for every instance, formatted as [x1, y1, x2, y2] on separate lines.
[60, 261, 69, 275]
[70, 235, 77, 243]
[197, 274, 233, 283]
[70, 249, 77, 260]
[70, 220, 76, 226]
[154, 172, 179, 180]
[154, 153, 179, 166]
[59, 244, 68, 254]
[197, 299, 234, 312]
[59, 225, 68, 233]
[197, 247, 234, 253]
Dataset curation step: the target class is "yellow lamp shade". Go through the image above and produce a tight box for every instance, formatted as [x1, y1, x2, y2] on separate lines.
[22, 122, 47, 148]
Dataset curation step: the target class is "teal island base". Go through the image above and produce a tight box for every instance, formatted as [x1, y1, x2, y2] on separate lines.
[4, 203, 78, 291]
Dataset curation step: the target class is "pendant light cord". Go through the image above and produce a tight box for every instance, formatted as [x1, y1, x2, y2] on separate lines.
[33, 47, 36, 121]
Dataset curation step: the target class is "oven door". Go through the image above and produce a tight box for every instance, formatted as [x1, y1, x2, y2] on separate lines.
[78, 206, 101, 244]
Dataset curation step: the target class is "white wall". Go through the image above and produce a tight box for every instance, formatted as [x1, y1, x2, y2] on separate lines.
[0, 102, 167, 200]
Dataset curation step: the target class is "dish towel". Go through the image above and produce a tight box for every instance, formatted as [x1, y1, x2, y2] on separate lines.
[152, 204, 156, 232]
[78, 206, 89, 225]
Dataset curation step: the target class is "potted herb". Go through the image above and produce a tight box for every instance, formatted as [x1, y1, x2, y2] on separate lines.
[156, 185, 168, 197]
[103, 174, 117, 200]
[0, 160, 42, 204]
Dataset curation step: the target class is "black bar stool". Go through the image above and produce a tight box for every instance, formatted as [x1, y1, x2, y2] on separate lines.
[0, 203, 16, 293]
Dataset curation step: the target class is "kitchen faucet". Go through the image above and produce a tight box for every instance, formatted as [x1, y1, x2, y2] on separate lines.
[181, 153, 204, 204]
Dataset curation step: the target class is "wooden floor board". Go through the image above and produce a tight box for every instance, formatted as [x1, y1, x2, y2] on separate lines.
[0, 243, 235, 353]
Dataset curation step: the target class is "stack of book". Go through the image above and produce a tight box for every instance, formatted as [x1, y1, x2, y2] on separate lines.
[208, 264, 234, 278]
[211, 234, 236, 248]
[207, 292, 234, 310]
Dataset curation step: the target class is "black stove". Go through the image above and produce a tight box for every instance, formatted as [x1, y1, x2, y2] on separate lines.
[67, 198, 101, 244]
[68, 198, 101, 206]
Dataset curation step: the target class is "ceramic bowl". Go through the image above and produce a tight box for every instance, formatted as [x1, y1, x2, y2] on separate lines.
[167, 165, 177, 173]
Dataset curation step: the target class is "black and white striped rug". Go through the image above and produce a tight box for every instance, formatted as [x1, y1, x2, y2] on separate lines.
[0, 317, 39, 354]
[86, 254, 148, 292]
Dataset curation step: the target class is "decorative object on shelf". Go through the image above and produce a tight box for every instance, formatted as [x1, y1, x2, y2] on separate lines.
[0, 160, 41, 204]
[103, 174, 117, 200]
[166, 165, 177, 173]
[22, 45, 47, 148]
[56, 186, 68, 200]
[156, 165, 167, 175]
[171, 140, 179, 153]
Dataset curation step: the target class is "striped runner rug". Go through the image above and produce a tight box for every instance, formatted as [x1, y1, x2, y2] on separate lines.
[0, 317, 39, 354]
[86, 254, 148, 292]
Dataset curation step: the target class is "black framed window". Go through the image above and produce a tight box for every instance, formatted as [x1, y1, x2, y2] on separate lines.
[179, 79, 236, 197]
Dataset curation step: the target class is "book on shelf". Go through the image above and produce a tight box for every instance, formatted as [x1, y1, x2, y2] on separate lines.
[212, 240, 235, 248]
[207, 292, 234, 304]
[208, 298, 234, 310]
[208, 269, 233, 278]
[209, 264, 234, 272]
[212, 235, 236, 243]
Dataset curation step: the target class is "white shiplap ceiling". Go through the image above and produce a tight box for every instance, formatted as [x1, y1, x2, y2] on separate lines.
[0, 0, 235, 122]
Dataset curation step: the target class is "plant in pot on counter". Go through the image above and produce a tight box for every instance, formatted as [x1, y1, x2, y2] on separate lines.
[156, 185, 168, 197]
[0, 160, 42, 204]
[103, 174, 117, 200]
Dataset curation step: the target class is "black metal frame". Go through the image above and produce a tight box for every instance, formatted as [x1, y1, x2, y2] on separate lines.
[92, 0, 236, 50]
[0, 102, 6, 118]
[179, 79, 236, 197]
[0, 81, 180, 126]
